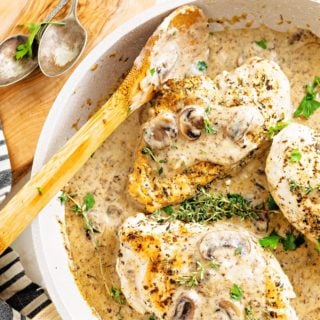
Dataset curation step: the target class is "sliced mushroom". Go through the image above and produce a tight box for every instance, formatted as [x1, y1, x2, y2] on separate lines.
[179, 106, 206, 140]
[143, 112, 178, 150]
[214, 300, 242, 319]
[199, 231, 251, 260]
[173, 293, 197, 320]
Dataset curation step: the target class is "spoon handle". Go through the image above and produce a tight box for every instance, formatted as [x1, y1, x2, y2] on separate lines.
[44, 0, 69, 22]
[69, 0, 79, 17]
[38, 0, 69, 39]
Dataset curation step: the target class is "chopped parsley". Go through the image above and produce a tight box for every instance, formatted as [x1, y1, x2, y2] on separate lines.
[235, 246, 243, 255]
[176, 261, 205, 287]
[266, 194, 279, 210]
[289, 148, 302, 163]
[259, 232, 281, 250]
[230, 284, 244, 301]
[282, 233, 300, 251]
[59, 192, 98, 238]
[110, 286, 126, 305]
[255, 39, 268, 49]
[15, 21, 65, 60]
[153, 189, 260, 224]
[150, 68, 156, 76]
[294, 76, 320, 119]
[197, 60, 208, 71]
[260, 231, 304, 251]
[36, 186, 43, 195]
[267, 121, 290, 138]
[204, 118, 216, 134]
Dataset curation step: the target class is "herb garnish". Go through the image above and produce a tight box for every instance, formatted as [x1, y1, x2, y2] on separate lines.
[110, 286, 126, 305]
[259, 232, 281, 250]
[266, 193, 279, 210]
[245, 307, 258, 320]
[149, 314, 157, 320]
[153, 189, 262, 224]
[36, 186, 43, 195]
[316, 239, 320, 252]
[255, 39, 267, 49]
[235, 246, 242, 255]
[59, 192, 98, 238]
[268, 121, 290, 138]
[142, 147, 167, 175]
[260, 231, 304, 251]
[15, 21, 65, 60]
[209, 260, 221, 270]
[176, 261, 205, 287]
[197, 60, 208, 71]
[150, 68, 156, 76]
[230, 284, 244, 301]
[294, 76, 320, 119]
[289, 148, 302, 163]
[288, 179, 314, 195]
[204, 118, 216, 134]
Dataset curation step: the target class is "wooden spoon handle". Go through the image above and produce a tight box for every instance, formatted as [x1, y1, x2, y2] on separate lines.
[0, 61, 150, 254]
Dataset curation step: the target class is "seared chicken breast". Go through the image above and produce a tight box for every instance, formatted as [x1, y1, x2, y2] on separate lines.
[266, 123, 320, 243]
[117, 214, 297, 319]
[128, 58, 293, 211]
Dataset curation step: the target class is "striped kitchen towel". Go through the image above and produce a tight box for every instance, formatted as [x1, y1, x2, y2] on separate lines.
[0, 248, 52, 320]
[0, 124, 52, 319]
[0, 123, 12, 204]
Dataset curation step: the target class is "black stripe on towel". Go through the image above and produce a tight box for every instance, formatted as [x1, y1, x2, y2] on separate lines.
[6, 284, 45, 312]
[0, 258, 20, 276]
[0, 248, 12, 257]
[0, 140, 5, 146]
[0, 272, 24, 292]
[0, 170, 12, 188]
[0, 155, 9, 161]
[27, 299, 51, 319]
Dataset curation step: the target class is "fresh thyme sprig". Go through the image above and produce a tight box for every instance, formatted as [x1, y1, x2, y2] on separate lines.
[153, 188, 265, 224]
[176, 261, 205, 287]
[141, 147, 167, 175]
[59, 192, 99, 238]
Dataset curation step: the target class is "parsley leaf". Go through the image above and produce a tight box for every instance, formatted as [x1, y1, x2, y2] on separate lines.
[282, 233, 297, 251]
[255, 39, 267, 49]
[84, 192, 95, 211]
[294, 77, 320, 118]
[36, 186, 43, 195]
[209, 260, 221, 270]
[197, 60, 208, 71]
[150, 68, 156, 76]
[268, 121, 290, 138]
[230, 284, 244, 301]
[267, 194, 279, 210]
[289, 148, 302, 163]
[15, 21, 65, 60]
[110, 287, 126, 305]
[259, 232, 281, 250]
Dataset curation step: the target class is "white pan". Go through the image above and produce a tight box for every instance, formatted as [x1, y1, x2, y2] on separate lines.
[31, 0, 320, 319]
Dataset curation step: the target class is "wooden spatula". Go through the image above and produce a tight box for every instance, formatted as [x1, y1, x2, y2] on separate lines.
[0, 5, 209, 254]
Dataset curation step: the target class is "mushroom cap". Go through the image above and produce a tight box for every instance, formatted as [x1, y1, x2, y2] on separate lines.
[143, 112, 178, 150]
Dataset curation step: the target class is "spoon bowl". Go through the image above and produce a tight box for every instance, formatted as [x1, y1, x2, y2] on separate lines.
[0, 35, 38, 87]
[38, 0, 87, 77]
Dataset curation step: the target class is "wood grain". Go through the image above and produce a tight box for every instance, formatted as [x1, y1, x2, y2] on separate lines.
[0, 0, 155, 182]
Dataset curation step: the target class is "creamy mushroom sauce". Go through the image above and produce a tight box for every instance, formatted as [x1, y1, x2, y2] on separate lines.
[65, 26, 320, 319]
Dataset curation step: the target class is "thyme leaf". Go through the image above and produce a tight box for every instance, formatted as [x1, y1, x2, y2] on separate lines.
[110, 286, 126, 305]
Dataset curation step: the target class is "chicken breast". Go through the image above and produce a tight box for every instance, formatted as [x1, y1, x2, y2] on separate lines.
[128, 57, 293, 211]
[266, 123, 320, 243]
[116, 214, 298, 319]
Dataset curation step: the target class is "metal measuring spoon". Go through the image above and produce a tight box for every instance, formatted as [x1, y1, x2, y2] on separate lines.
[0, 0, 69, 87]
[38, 0, 87, 77]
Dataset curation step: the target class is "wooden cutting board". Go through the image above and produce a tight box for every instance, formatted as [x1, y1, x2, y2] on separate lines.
[0, 0, 155, 182]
